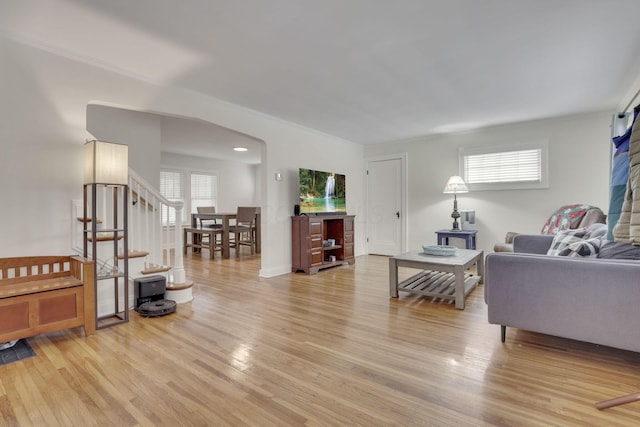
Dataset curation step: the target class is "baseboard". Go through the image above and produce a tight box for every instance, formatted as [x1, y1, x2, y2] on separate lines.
[259, 264, 292, 278]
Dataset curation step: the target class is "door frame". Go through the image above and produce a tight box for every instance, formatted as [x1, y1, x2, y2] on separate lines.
[365, 153, 408, 255]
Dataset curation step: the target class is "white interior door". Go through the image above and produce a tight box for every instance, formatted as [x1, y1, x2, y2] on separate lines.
[366, 155, 404, 255]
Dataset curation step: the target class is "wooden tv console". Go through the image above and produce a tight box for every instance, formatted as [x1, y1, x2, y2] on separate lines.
[291, 215, 355, 274]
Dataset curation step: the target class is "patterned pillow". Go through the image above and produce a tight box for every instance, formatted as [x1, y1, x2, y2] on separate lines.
[547, 229, 601, 258]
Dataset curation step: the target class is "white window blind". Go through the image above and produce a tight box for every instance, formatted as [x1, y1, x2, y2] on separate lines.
[459, 141, 548, 191]
[160, 170, 183, 225]
[464, 149, 542, 184]
[190, 173, 218, 214]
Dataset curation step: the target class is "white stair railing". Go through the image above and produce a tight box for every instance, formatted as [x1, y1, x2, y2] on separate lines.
[71, 169, 186, 286]
[128, 169, 186, 285]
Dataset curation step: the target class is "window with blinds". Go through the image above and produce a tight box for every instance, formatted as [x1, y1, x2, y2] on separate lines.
[160, 170, 183, 225]
[459, 141, 548, 190]
[191, 173, 218, 214]
[160, 169, 219, 225]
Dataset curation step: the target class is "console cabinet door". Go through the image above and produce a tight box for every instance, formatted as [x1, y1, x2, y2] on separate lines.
[343, 217, 354, 261]
[309, 219, 324, 266]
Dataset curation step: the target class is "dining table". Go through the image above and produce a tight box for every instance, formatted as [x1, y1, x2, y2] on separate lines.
[191, 209, 261, 259]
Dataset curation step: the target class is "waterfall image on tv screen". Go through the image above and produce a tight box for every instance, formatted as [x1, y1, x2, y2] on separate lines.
[299, 168, 346, 214]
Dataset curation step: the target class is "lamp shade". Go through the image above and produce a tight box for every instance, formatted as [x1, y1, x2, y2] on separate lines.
[84, 140, 128, 185]
[443, 175, 468, 194]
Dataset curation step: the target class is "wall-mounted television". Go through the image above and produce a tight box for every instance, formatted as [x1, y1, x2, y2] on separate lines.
[298, 168, 346, 215]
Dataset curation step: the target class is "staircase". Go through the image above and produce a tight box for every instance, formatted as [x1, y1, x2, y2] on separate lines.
[73, 168, 192, 316]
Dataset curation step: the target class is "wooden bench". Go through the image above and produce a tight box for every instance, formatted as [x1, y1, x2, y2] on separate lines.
[0, 256, 95, 343]
[183, 227, 223, 259]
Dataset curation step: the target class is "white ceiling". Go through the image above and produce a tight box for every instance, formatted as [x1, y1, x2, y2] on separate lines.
[2, 0, 640, 157]
[160, 115, 263, 165]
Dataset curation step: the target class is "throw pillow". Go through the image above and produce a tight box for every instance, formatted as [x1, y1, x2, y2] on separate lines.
[547, 229, 600, 257]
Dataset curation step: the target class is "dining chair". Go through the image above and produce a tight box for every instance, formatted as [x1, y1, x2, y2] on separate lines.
[230, 206, 257, 255]
[196, 206, 222, 247]
[196, 206, 221, 228]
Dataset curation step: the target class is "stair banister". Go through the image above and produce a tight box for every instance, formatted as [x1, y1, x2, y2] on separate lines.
[127, 169, 186, 285]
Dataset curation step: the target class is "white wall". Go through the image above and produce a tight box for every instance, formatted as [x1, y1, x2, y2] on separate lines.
[0, 35, 365, 276]
[0, 37, 86, 256]
[259, 126, 365, 276]
[365, 111, 612, 256]
[160, 152, 258, 212]
[159, 116, 261, 211]
[88, 104, 260, 212]
[0, 32, 620, 271]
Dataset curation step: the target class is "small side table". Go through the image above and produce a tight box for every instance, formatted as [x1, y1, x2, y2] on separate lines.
[436, 229, 477, 250]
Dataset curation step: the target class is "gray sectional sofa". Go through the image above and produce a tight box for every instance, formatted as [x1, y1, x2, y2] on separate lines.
[485, 227, 640, 353]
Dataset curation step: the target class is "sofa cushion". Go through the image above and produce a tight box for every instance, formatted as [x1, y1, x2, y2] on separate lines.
[598, 241, 640, 260]
[547, 229, 601, 258]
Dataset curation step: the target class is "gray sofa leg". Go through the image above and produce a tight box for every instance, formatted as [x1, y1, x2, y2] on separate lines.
[501, 325, 506, 343]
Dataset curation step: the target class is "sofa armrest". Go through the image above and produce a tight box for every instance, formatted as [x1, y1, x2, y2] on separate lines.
[513, 234, 554, 254]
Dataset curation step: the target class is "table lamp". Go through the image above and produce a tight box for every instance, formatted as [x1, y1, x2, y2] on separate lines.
[443, 175, 468, 231]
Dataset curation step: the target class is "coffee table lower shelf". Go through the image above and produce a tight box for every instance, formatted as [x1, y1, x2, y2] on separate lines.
[397, 270, 481, 304]
[389, 249, 484, 309]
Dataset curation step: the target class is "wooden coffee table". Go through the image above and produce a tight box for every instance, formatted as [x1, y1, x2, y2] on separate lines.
[389, 249, 484, 309]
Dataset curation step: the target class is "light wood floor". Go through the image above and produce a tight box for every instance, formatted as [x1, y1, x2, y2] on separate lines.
[2, 251, 640, 426]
